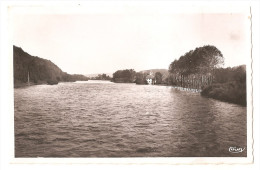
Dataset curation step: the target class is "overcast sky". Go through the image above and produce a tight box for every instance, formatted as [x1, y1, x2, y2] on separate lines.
[12, 4, 251, 75]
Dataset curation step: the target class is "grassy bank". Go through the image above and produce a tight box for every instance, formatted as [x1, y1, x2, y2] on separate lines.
[201, 81, 246, 106]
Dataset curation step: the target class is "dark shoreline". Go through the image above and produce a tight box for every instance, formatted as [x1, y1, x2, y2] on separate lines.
[14, 81, 71, 88]
[14, 82, 44, 88]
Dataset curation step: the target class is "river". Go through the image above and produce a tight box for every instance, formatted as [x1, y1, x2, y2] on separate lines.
[14, 80, 247, 157]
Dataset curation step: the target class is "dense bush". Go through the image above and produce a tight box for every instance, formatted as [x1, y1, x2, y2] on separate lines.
[201, 81, 246, 106]
[90, 74, 111, 80]
[135, 72, 148, 84]
[112, 69, 136, 83]
[155, 72, 163, 84]
[200, 65, 247, 106]
[213, 65, 246, 83]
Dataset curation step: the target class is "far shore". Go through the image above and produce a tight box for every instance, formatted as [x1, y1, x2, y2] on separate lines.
[14, 81, 44, 88]
[14, 80, 246, 107]
[14, 80, 77, 88]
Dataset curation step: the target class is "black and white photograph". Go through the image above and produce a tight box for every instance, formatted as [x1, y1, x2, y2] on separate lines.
[1, 0, 260, 168]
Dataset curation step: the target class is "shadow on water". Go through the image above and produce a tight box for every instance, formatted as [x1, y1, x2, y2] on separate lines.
[168, 88, 246, 157]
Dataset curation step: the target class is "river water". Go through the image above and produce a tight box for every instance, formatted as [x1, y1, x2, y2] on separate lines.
[14, 80, 247, 157]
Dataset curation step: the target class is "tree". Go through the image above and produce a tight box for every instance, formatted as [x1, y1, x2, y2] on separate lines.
[193, 45, 224, 74]
[169, 45, 224, 75]
[135, 72, 148, 84]
[112, 69, 136, 83]
[155, 72, 163, 84]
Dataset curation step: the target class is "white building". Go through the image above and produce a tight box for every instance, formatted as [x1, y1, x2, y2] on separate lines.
[146, 72, 155, 85]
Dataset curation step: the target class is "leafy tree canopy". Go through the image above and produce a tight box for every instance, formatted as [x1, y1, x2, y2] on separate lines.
[169, 45, 224, 75]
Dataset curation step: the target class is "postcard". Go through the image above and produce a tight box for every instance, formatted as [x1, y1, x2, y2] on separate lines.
[0, 0, 258, 168]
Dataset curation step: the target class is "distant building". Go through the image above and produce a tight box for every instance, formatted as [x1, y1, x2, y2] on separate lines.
[146, 72, 155, 85]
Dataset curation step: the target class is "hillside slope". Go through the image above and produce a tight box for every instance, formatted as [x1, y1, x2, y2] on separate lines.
[13, 46, 88, 87]
[140, 69, 168, 75]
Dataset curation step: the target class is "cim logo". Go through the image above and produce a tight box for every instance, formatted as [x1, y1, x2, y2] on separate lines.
[229, 147, 245, 153]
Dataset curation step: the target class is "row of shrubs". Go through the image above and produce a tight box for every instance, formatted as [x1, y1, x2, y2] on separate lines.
[201, 81, 246, 106]
[200, 65, 247, 106]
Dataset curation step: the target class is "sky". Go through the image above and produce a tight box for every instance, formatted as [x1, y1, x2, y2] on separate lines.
[11, 4, 251, 75]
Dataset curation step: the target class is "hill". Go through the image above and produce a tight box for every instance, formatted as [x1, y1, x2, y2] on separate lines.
[13, 46, 88, 87]
[139, 69, 169, 81]
[139, 69, 168, 75]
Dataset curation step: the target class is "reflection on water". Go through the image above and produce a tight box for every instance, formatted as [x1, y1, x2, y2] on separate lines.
[14, 80, 247, 157]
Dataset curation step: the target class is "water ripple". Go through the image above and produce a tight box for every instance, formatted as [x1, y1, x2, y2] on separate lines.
[14, 81, 247, 157]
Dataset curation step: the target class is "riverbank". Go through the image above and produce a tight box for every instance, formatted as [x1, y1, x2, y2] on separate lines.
[137, 82, 246, 106]
[14, 79, 46, 88]
[201, 81, 246, 106]
[171, 86, 202, 93]
[15, 79, 247, 106]
[14, 80, 71, 88]
[14, 82, 57, 88]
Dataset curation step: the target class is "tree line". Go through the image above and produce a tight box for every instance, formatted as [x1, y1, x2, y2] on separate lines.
[112, 69, 136, 83]
[167, 45, 246, 105]
[90, 74, 112, 80]
[168, 45, 224, 89]
[111, 45, 227, 87]
[169, 45, 224, 75]
[111, 69, 165, 85]
[111, 45, 246, 105]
